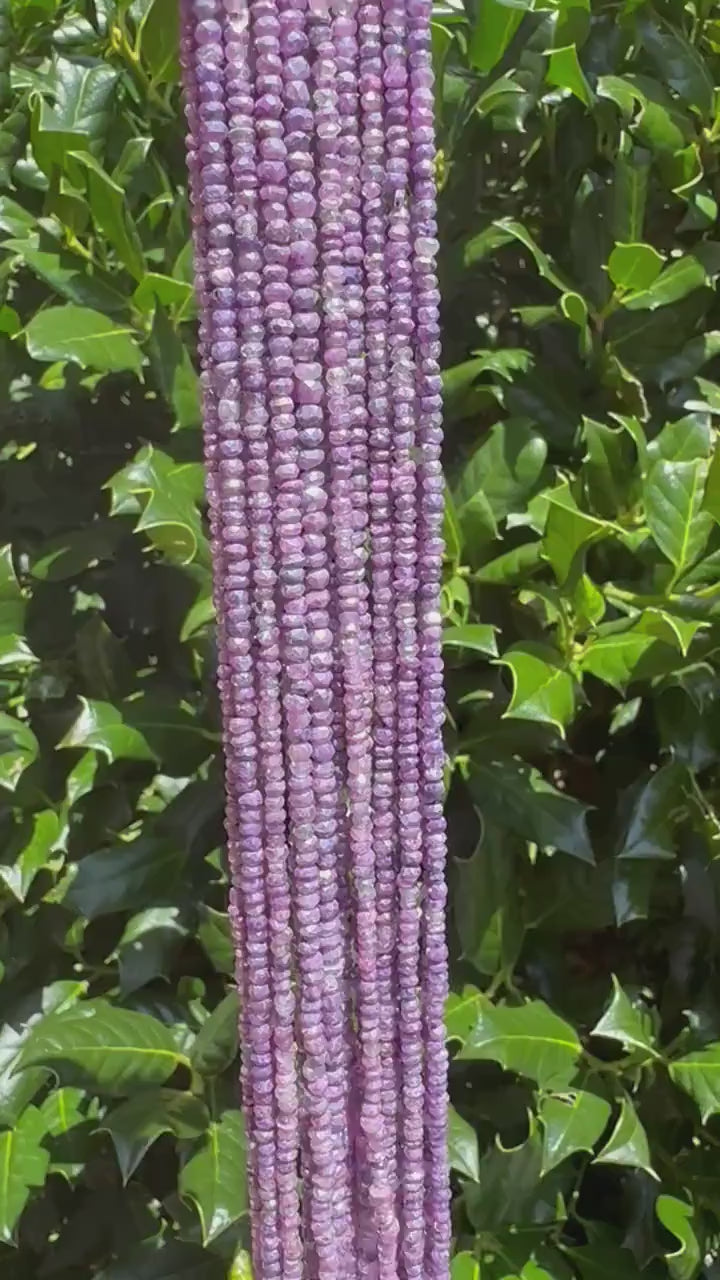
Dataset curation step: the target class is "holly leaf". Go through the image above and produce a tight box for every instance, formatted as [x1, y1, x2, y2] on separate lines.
[455, 995, 582, 1090]
[656, 1196, 702, 1280]
[644, 458, 712, 570]
[595, 1098, 656, 1177]
[669, 1043, 720, 1121]
[608, 243, 665, 294]
[498, 643, 576, 736]
[470, 759, 594, 862]
[543, 494, 615, 582]
[539, 1091, 611, 1175]
[107, 446, 207, 566]
[443, 624, 498, 656]
[591, 978, 659, 1059]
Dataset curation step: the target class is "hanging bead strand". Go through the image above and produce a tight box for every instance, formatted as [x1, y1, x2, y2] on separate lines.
[380, 0, 426, 1273]
[407, 0, 451, 1271]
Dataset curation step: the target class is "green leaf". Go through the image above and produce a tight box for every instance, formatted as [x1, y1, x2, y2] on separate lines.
[16, 999, 188, 1095]
[107, 446, 206, 565]
[448, 1105, 480, 1181]
[25, 306, 143, 375]
[656, 1196, 702, 1280]
[547, 45, 593, 107]
[669, 1043, 720, 1121]
[59, 697, 155, 762]
[624, 251, 719, 311]
[38, 1085, 94, 1181]
[111, 136, 153, 187]
[591, 978, 658, 1058]
[190, 991, 240, 1078]
[579, 624, 674, 693]
[498, 643, 576, 736]
[0, 1106, 50, 1243]
[560, 290, 588, 331]
[29, 56, 117, 174]
[67, 151, 145, 281]
[608, 243, 665, 294]
[566, 1241, 662, 1280]
[137, 0, 179, 84]
[197, 905, 234, 976]
[0, 713, 38, 791]
[133, 273, 194, 315]
[0, 808, 61, 902]
[455, 994, 582, 1089]
[443, 624, 498, 656]
[442, 358, 500, 426]
[103, 1089, 209, 1182]
[543, 494, 615, 582]
[613, 146, 650, 243]
[66, 839, 185, 920]
[468, 0, 526, 73]
[644, 459, 712, 570]
[464, 1128, 549, 1235]
[595, 1097, 656, 1177]
[229, 1251, 253, 1280]
[0, 198, 36, 239]
[648, 415, 712, 464]
[539, 1091, 611, 1175]
[470, 759, 594, 862]
[0, 983, 85, 1128]
[582, 418, 638, 517]
[45, 55, 117, 140]
[454, 419, 547, 526]
[451, 1255, 480, 1280]
[179, 1109, 247, 1244]
[443, 486, 463, 564]
[573, 574, 605, 628]
[0, 542, 30, 666]
[702, 445, 720, 526]
[37, 1086, 86, 1138]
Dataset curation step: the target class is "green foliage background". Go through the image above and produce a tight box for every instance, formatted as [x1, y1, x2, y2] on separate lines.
[1, 0, 720, 1274]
